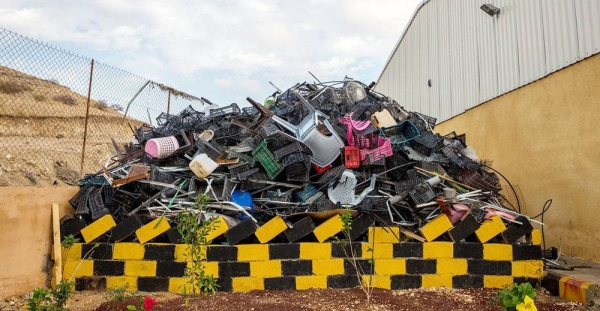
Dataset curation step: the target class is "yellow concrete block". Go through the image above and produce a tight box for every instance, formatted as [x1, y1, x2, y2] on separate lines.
[436, 258, 467, 275]
[313, 215, 343, 243]
[419, 214, 452, 242]
[81, 215, 116, 243]
[174, 245, 207, 261]
[62, 260, 93, 279]
[124, 260, 157, 276]
[374, 259, 406, 275]
[368, 227, 400, 243]
[205, 216, 229, 242]
[300, 243, 332, 260]
[106, 276, 138, 292]
[202, 261, 219, 278]
[312, 259, 345, 275]
[296, 275, 328, 290]
[512, 260, 544, 278]
[113, 243, 145, 260]
[169, 277, 192, 294]
[483, 244, 512, 261]
[530, 229, 542, 245]
[62, 243, 82, 260]
[237, 244, 270, 261]
[232, 277, 264, 292]
[423, 242, 454, 259]
[250, 261, 282, 277]
[483, 275, 513, 288]
[422, 274, 453, 288]
[362, 243, 393, 259]
[560, 277, 591, 304]
[475, 216, 506, 243]
[255, 216, 288, 244]
[135, 217, 171, 244]
[361, 275, 391, 290]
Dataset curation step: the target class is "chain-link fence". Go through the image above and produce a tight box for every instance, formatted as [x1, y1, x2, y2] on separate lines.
[0, 28, 203, 186]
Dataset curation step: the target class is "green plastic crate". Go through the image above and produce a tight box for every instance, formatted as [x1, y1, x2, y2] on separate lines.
[252, 139, 284, 179]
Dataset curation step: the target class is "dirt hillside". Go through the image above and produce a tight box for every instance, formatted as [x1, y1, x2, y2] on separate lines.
[0, 65, 143, 187]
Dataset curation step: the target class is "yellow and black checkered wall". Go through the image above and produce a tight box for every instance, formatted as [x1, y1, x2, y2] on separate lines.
[61, 236, 543, 293]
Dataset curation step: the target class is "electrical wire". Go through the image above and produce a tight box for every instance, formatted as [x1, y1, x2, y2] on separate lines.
[479, 163, 521, 213]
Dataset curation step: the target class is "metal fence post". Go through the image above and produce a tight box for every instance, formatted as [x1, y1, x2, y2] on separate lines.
[167, 89, 171, 115]
[80, 59, 95, 175]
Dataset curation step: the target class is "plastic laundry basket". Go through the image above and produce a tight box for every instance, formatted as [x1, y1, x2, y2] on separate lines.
[145, 136, 179, 159]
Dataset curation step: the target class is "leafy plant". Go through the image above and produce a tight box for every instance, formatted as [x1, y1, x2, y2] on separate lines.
[175, 195, 220, 306]
[495, 282, 537, 311]
[107, 283, 134, 303]
[61, 235, 79, 248]
[334, 207, 375, 308]
[27, 287, 52, 311]
[53, 280, 74, 310]
[27, 280, 73, 311]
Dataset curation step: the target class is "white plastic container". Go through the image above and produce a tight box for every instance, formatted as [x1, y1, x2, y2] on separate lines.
[189, 153, 218, 179]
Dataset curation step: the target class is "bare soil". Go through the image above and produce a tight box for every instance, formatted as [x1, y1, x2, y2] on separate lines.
[76, 288, 583, 311]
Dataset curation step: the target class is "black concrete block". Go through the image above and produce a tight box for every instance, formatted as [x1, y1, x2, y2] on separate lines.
[217, 277, 232, 292]
[343, 259, 373, 275]
[156, 261, 186, 277]
[406, 259, 437, 274]
[60, 217, 87, 240]
[349, 214, 374, 241]
[512, 245, 542, 261]
[207, 245, 238, 261]
[75, 276, 106, 291]
[514, 277, 541, 288]
[269, 243, 300, 260]
[501, 216, 534, 244]
[284, 216, 316, 243]
[327, 275, 359, 289]
[331, 242, 362, 258]
[391, 275, 421, 289]
[218, 262, 250, 277]
[93, 260, 124, 276]
[226, 218, 258, 245]
[454, 242, 483, 259]
[110, 215, 143, 242]
[138, 277, 169, 292]
[264, 276, 296, 290]
[281, 260, 312, 276]
[448, 215, 480, 242]
[468, 259, 512, 275]
[393, 243, 423, 258]
[166, 228, 183, 244]
[452, 275, 484, 289]
[83, 243, 113, 260]
[144, 244, 175, 261]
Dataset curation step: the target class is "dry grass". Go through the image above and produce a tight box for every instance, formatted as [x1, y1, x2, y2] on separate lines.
[53, 93, 77, 106]
[0, 80, 32, 94]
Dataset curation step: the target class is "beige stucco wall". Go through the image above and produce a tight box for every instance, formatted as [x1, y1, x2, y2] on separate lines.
[435, 52, 600, 262]
[0, 186, 78, 299]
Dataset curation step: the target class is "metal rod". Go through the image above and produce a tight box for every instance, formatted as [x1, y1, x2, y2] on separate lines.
[80, 59, 95, 175]
[167, 89, 171, 114]
[121, 80, 151, 125]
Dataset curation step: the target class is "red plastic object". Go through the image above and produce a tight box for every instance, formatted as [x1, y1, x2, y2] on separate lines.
[359, 137, 393, 164]
[344, 146, 360, 169]
[312, 163, 332, 174]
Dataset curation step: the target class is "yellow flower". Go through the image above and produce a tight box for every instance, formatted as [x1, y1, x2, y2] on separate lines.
[516, 295, 537, 311]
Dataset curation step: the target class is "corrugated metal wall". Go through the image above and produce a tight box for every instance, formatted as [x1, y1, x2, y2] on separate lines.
[375, 0, 600, 122]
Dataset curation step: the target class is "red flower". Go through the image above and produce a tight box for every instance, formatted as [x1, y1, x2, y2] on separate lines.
[143, 297, 156, 311]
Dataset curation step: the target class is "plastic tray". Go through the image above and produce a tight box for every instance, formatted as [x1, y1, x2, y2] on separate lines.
[412, 132, 443, 156]
[380, 120, 420, 150]
[408, 183, 436, 205]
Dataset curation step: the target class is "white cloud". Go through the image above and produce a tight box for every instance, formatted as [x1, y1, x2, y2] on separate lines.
[0, 0, 422, 106]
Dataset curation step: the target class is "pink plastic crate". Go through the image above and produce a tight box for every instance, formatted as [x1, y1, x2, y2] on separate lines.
[359, 137, 393, 164]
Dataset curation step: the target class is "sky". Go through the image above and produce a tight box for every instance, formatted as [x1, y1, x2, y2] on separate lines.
[0, 0, 422, 108]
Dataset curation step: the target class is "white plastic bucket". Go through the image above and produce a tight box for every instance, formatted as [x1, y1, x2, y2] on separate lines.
[189, 153, 218, 179]
[145, 136, 179, 159]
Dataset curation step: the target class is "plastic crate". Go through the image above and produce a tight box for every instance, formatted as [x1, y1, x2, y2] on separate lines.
[344, 146, 361, 169]
[408, 183, 436, 206]
[380, 120, 420, 150]
[316, 165, 346, 185]
[236, 168, 260, 181]
[194, 140, 223, 161]
[459, 168, 502, 192]
[242, 106, 259, 116]
[88, 188, 109, 220]
[240, 172, 268, 191]
[112, 188, 141, 208]
[228, 161, 251, 175]
[209, 103, 241, 119]
[312, 163, 332, 174]
[418, 161, 449, 178]
[359, 136, 393, 165]
[150, 166, 178, 189]
[296, 184, 319, 201]
[274, 141, 304, 160]
[287, 171, 309, 183]
[252, 139, 284, 180]
[412, 132, 443, 156]
[386, 152, 413, 180]
[406, 112, 436, 133]
[226, 151, 256, 167]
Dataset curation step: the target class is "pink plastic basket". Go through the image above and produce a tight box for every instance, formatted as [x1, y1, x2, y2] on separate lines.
[145, 136, 179, 159]
[338, 112, 371, 146]
[359, 137, 393, 164]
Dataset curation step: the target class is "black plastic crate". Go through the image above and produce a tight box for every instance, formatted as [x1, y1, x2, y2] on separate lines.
[226, 151, 256, 167]
[386, 152, 414, 180]
[236, 168, 260, 181]
[88, 188, 109, 220]
[112, 188, 141, 208]
[407, 112, 436, 133]
[242, 106, 259, 116]
[412, 131, 443, 156]
[440, 146, 470, 169]
[228, 161, 251, 175]
[316, 165, 346, 185]
[287, 171, 309, 183]
[194, 140, 223, 161]
[408, 183, 436, 206]
[209, 103, 241, 119]
[418, 161, 448, 177]
[150, 166, 178, 189]
[273, 142, 304, 160]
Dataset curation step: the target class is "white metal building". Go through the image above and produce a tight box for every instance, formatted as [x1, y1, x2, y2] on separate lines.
[375, 0, 600, 123]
